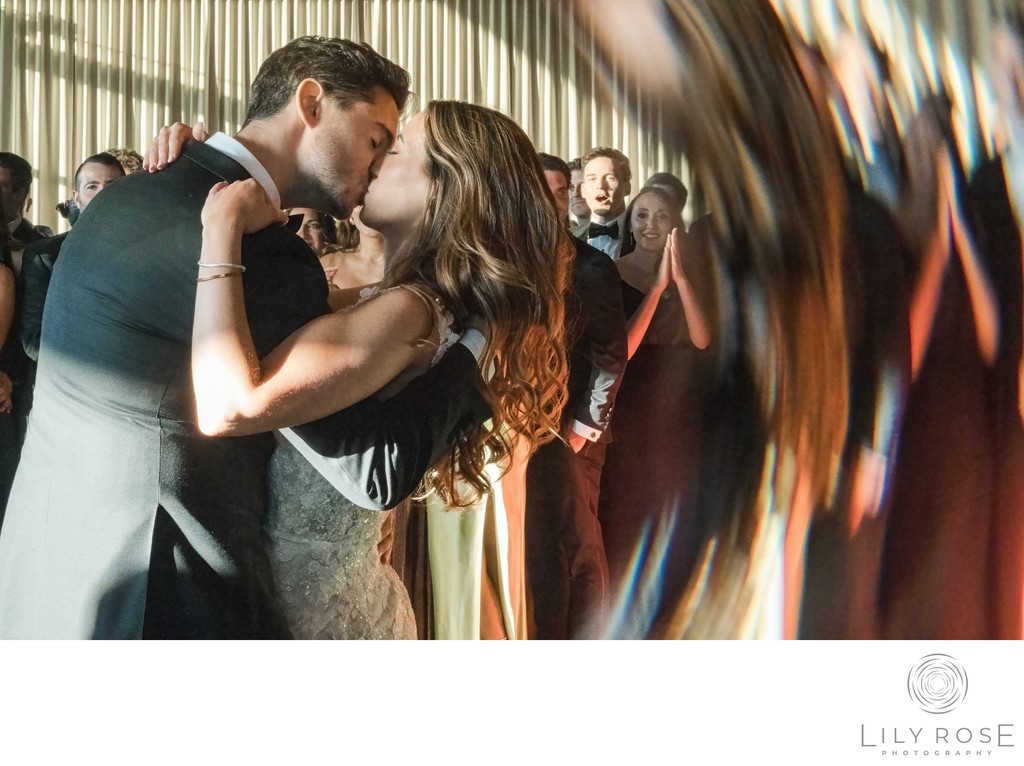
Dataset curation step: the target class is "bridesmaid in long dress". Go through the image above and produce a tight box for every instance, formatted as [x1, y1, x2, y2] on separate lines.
[878, 96, 1004, 639]
[599, 186, 712, 637]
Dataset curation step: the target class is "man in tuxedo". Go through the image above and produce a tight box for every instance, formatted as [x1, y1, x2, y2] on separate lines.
[567, 157, 591, 238]
[526, 153, 627, 639]
[0, 37, 487, 639]
[578, 147, 632, 260]
[0, 153, 53, 255]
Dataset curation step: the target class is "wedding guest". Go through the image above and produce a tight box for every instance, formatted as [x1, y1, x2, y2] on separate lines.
[568, 157, 591, 237]
[599, 186, 711, 636]
[876, 95, 1005, 640]
[106, 147, 144, 175]
[21, 153, 126, 360]
[289, 207, 338, 256]
[0, 153, 52, 262]
[579, 147, 631, 259]
[525, 153, 627, 639]
[319, 205, 385, 309]
[642, 172, 689, 214]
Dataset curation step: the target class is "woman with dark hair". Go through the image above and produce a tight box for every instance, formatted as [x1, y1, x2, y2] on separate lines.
[192, 101, 570, 639]
[319, 205, 386, 309]
[288, 207, 338, 256]
[598, 186, 711, 631]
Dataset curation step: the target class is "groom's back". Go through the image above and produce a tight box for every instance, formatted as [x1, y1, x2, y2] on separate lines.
[0, 145, 330, 638]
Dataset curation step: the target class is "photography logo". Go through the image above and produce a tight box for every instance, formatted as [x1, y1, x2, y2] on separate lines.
[857, 653, 1015, 758]
[907, 654, 968, 714]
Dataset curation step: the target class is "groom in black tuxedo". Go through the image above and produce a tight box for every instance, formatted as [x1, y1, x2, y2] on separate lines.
[0, 37, 487, 639]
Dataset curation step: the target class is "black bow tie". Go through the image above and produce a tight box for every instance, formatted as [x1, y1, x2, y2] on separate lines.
[588, 221, 619, 240]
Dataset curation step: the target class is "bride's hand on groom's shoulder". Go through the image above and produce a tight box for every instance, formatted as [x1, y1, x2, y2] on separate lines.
[143, 120, 208, 172]
[202, 180, 288, 234]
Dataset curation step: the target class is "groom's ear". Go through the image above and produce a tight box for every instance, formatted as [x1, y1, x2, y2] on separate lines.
[295, 78, 327, 129]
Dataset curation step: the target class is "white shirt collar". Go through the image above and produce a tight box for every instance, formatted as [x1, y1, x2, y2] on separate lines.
[589, 208, 627, 228]
[7, 216, 23, 235]
[205, 132, 281, 208]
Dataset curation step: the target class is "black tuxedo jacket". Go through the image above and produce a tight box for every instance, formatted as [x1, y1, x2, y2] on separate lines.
[0, 142, 487, 638]
[10, 218, 52, 246]
[18, 231, 67, 361]
[565, 238, 627, 440]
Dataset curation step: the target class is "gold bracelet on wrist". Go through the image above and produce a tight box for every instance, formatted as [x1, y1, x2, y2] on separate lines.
[197, 261, 246, 272]
[197, 272, 243, 283]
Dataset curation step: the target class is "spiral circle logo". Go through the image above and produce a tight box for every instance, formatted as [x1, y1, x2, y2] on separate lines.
[907, 654, 968, 714]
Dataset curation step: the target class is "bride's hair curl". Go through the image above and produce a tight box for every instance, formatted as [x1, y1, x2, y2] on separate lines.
[384, 100, 571, 506]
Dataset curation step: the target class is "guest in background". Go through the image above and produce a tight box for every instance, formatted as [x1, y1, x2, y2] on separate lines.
[106, 147, 144, 175]
[20, 152, 126, 361]
[0, 151, 96, 526]
[56, 149, 142, 226]
[579, 147, 631, 259]
[568, 157, 591, 238]
[320, 205, 385, 309]
[526, 153, 627, 638]
[599, 186, 711, 637]
[642, 172, 689, 215]
[0, 153, 52, 260]
[289, 207, 338, 256]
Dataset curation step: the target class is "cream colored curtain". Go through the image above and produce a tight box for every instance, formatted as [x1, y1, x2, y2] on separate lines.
[0, 0, 684, 233]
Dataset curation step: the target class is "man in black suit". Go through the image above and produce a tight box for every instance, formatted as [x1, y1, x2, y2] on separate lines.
[0, 153, 52, 252]
[0, 37, 487, 639]
[526, 153, 627, 639]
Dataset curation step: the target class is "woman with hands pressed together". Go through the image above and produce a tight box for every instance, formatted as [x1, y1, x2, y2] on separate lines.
[599, 186, 713, 634]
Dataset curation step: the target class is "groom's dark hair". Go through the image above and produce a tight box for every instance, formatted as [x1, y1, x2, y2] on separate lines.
[243, 36, 410, 125]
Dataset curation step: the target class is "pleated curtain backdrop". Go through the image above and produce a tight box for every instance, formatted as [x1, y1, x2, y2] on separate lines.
[0, 0, 684, 233]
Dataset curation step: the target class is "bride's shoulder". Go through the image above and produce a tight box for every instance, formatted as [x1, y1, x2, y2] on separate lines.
[343, 283, 438, 341]
[381, 284, 459, 365]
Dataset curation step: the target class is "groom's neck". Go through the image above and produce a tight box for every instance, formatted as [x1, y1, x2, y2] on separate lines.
[234, 117, 299, 207]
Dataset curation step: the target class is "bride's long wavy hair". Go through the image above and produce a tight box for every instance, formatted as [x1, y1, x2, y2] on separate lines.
[384, 100, 571, 506]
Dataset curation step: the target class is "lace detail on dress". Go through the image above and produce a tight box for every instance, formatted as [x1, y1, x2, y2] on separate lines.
[264, 282, 458, 639]
[430, 298, 458, 366]
[354, 284, 458, 367]
[265, 434, 417, 639]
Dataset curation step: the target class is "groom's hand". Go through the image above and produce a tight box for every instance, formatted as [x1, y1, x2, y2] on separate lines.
[143, 120, 209, 172]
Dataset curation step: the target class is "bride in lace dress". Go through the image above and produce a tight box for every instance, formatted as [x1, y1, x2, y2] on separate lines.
[266, 288, 458, 640]
[191, 101, 572, 639]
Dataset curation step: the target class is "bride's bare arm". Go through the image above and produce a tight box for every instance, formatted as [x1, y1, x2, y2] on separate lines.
[193, 180, 433, 436]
